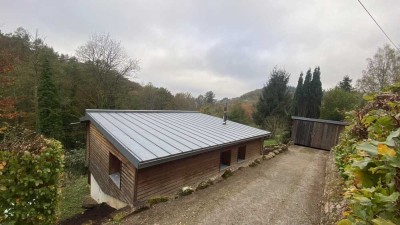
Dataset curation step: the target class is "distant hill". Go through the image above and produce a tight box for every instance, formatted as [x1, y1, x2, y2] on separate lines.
[233, 88, 262, 103]
[231, 86, 296, 104]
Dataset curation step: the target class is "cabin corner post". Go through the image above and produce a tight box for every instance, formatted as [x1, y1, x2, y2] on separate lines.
[133, 167, 138, 205]
[85, 122, 90, 167]
[260, 137, 265, 156]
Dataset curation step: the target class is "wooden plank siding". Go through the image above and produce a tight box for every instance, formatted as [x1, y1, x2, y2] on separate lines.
[88, 124, 136, 205]
[291, 117, 346, 150]
[88, 121, 264, 206]
[135, 139, 263, 203]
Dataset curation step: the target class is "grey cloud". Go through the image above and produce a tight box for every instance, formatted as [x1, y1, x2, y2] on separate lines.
[1, 0, 399, 98]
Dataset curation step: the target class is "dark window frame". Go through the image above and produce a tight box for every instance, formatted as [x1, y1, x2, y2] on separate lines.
[237, 146, 246, 162]
[109, 152, 122, 189]
[220, 150, 231, 170]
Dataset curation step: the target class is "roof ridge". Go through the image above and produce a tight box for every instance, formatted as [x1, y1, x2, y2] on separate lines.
[86, 109, 200, 113]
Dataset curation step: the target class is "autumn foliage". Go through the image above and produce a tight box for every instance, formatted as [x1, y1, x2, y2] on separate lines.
[0, 129, 64, 225]
[335, 85, 400, 224]
[0, 41, 21, 130]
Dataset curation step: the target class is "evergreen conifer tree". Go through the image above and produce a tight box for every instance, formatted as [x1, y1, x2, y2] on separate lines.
[309, 67, 323, 118]
[253, 67, 291, 127]
[338, 75, 353, 92]
[38, 58, 63, 140]
[292, 73, 304, 116]
[302, 69, 312, 117]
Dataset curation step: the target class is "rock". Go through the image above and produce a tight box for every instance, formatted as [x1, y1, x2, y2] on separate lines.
[82, 195, 98, 209]
[273, 150, 280, 155]
[249, 162, 257, 167]
[178, 186, 194, 196]
[221, 169, 233, 179]
[268, 152, 276, 157]
[196, 180, 213, 190]
[266, 147, 274, 151]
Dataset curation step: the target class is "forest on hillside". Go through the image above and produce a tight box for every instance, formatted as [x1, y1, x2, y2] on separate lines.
[0, 28, 254, 150]
[2, 27, 399, 150]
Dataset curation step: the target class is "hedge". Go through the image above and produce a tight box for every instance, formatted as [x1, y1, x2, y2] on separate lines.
[0, 132, 64, 225]
[335, 86, 400, 225]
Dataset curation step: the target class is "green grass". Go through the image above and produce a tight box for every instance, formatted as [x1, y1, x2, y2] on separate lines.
[59, 175, 89, 221]
[264, 138, 279, 146]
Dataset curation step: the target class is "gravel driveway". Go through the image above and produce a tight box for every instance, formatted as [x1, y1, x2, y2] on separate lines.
[121, 145, 329, 225]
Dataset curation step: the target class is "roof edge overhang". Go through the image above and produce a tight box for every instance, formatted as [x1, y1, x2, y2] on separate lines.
[85, 109, 200, 113]
[83, 109, 270, 170]
[137, 133, 269, 169]
[80, 115, 89, 122]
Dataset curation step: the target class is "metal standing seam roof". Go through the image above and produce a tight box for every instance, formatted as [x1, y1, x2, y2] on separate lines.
[81, 109, 270, 169]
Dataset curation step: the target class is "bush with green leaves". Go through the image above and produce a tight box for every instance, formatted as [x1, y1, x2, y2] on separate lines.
[64, 148, 87, 176]
[0, 129, 64, 225]
[335, 86, 400, 224]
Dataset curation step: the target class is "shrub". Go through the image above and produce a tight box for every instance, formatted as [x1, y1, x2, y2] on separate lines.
[64, 148, 87, 176]
[335, 87, 400, 224]
[279, 130, 291, 144]
[0, 129, 64, 225]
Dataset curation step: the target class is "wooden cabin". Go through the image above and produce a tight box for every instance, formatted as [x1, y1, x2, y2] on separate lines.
[80, 110, 269, 208]
[291, 116, 348, 150]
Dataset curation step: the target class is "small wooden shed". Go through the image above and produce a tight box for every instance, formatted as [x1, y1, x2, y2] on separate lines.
[291, 116, 347, 150]
[80, 110, 269, 208]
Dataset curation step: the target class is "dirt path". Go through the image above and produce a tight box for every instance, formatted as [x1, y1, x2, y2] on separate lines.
[121, 145, 329, 225]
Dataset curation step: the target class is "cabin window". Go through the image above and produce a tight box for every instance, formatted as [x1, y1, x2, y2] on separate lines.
[237, 146, 246, 162]
[220, 150, 231, 170]
[109, 152, 121, 189]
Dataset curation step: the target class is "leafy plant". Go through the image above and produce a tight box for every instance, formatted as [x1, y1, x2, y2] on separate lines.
[64, 148, 87, 176]
[335, 87, 400, 224]
[0, 129, 64, 225]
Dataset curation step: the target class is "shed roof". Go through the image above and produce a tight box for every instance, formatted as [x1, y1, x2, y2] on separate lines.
[81, 109, 270, 169]
[291, 116, 349, 126]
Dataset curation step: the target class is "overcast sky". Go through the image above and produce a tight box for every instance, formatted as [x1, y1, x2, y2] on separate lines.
[1, 0, 399, 98]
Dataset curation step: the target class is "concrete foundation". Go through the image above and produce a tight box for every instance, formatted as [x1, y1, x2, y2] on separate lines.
[90, 174, 127, 209]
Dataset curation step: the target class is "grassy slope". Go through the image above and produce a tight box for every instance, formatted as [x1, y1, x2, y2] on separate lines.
[264, 138, 279, 146]
[59, 176, 89, 221]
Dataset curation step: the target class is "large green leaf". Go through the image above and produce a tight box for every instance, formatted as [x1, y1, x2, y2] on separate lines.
[352, 158, 371, 169]
[353, 196, 372, 206]
[362, 115, 376, 127]
[376, 116, 394, 128]
[385, 128, 400, 146]
[338, 219, 352, 225]
[357, 142, 378, 156]
[372, 217, 396, 225]
[375, 192, 400, 203]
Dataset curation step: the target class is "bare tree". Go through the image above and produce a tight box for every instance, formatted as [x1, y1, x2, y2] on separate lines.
[76, 33, 139, 108]
[357, 44, 400, 93]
